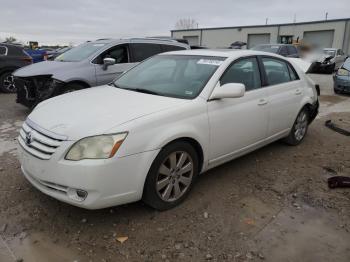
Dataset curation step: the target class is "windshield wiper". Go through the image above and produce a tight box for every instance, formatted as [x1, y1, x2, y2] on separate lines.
[119, 87, 161, 96]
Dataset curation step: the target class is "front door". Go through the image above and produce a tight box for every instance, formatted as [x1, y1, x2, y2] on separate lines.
[94, 44, 137, 85]
[207, 57, 269, 163]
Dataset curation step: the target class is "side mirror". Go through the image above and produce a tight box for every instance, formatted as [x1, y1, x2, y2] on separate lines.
[103, 57, 116, 70]
[210, 83, 245, 100]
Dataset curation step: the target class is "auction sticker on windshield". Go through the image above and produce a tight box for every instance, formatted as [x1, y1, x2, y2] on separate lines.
[197, 59, 223, 66]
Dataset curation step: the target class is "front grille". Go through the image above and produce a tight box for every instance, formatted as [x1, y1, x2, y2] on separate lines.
[18, 121, 65, 160]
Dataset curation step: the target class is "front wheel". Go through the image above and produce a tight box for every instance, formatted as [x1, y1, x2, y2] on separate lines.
[0, 71, 16, 93]
[284, 108, 309, 146]
[142, 141, 199, 210]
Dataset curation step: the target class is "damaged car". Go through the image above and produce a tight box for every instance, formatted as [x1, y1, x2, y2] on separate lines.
[13, 38, 189, 108]
[306, 48, 347, 74]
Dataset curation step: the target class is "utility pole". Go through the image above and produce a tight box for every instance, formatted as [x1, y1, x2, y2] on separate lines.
[325, 12, 328, 20]
[265, 18, 268, 25]
[293, 14, 296, 23]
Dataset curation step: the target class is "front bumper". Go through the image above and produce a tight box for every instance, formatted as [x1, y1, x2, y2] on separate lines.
[18, 143, 159, 209]
[15, 76, 65, 108]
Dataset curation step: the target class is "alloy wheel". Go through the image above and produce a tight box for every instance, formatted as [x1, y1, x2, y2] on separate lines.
[3, 74, 16, 92]
[156, 151, 194, 202]
[294, 110, 308, 141]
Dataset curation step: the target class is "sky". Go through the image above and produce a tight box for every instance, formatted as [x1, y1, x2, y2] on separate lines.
[0, 0, 349, 46]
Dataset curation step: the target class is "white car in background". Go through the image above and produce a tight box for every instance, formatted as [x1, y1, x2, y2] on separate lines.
[18, 50, 319, 210]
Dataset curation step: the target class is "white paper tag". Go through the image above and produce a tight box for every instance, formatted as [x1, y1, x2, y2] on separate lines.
[197, 59, 223, 66]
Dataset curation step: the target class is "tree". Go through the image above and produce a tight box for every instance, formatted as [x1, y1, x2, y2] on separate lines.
[5, 36, 17, 43]
[175, 18, 199, 30]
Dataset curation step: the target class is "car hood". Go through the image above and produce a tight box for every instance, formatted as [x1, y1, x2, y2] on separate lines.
[28, 86, 188, 140]
[13, 60, 79, 78]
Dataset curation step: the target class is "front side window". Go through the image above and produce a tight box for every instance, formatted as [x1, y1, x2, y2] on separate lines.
[131, 43, 162, 62]
[114, 55, 226, 99]
[262, 58, 292, 85]
[220, 57, 261, 91]
[55, 42, 106, 62]
[93, 45, 129, 64]
[279, 46, 288, 56]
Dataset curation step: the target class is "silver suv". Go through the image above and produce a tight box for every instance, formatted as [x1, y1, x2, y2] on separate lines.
[14, 38, 189, 107]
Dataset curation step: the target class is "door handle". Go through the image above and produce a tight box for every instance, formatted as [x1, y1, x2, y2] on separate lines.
[258, 99, 268, 106]
[295, 89, 302, 95]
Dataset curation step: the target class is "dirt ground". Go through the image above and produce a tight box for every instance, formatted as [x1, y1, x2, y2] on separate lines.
[0, 74, 350, 262]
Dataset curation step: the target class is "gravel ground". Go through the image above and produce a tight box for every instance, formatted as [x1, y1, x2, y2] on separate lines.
[0, 74, 350, 262]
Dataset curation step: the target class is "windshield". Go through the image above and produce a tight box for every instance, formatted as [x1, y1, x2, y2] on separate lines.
[323, 49, 336, 57]
[55, 42, 106, 62]
[251, 45, 280, 53]
[113, 55, 226, 99]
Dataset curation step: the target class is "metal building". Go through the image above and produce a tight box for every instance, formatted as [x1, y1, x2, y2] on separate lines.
[171, 18, 350, 54]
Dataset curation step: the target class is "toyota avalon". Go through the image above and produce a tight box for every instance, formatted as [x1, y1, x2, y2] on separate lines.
[18, 50, 319, 210]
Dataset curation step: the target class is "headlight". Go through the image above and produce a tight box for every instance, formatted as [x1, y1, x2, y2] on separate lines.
[65, 132, 128, 161]
[337, 68, 350, 76]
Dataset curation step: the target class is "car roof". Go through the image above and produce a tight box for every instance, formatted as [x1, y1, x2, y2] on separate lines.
[87, 38, 189, 47]
[323, 48, 336, 51]
[160, 49, 285, 59]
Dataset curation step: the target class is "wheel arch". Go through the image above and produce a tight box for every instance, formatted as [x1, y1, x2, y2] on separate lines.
[161, 137, 205, 173]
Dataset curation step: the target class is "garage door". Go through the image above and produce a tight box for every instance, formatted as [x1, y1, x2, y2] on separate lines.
[183, 36, 199, 46]
[247, 34, 270, 49]
[303, 30, 334, 48]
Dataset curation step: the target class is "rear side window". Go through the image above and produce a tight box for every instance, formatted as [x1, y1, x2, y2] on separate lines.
[220, 57, 261, 91]
[0, 46, 7, 55]
[131, 43, 162, 62]
[262, 58, 291, 85]
[287, 46, 298, 56]
[161, 44, 186, 52]
[279, 46, 288, 56]
[288, 65, 299, 81]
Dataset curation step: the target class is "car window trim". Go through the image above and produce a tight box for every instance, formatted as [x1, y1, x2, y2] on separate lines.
[258, 55, 300, 87]
[217, 55, 264, 93]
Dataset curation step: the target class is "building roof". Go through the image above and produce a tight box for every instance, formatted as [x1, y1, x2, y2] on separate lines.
[171, 17, 350, 32]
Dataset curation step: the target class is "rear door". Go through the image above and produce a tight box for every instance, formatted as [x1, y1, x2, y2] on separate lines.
[94, 44, 136, 85]
[260, 56, 303, 137]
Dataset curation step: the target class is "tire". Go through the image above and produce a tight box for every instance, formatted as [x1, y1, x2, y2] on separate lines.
[142, 141, 199, 210]
[284, 108, 309, 146]
[61, 83, 85, 94]
[0, 71, 16, 93]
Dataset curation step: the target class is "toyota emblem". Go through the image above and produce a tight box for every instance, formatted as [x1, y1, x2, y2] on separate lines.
[25, 132, 33, 145]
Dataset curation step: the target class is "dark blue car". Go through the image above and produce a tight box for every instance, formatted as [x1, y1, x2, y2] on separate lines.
[334, 57, 350, 94]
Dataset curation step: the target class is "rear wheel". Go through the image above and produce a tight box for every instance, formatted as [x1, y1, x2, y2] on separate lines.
[284, 108, 309, 146]
[0, 71, 16, 93]
[143, 141, 199, 210]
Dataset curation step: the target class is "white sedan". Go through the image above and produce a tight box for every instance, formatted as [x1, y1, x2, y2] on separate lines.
[18, 50, 319, 210]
